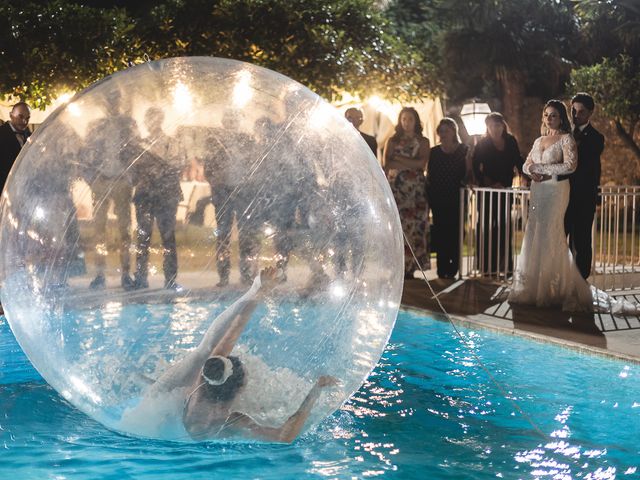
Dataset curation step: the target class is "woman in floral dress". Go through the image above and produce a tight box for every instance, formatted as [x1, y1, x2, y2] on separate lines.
[383, 107, 431, 279]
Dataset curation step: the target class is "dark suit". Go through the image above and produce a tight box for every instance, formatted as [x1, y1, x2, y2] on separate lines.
[360, 131, 378, 156]
[0, 121, 31, 191]
[564, 123, 604, 279]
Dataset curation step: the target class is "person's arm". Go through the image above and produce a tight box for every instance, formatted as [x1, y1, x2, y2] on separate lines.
[382, 137, 394, 174]
[225, 375, 339, 443]
[523, 138, 544, 182]
[594, 131, 605, 204]
[511, 136, 525, 175]
[146, 268, 279, 394]
[530, 134, 578, 176]
[395, 138, 429, 171]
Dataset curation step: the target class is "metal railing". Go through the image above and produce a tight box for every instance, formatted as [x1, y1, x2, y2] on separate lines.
[459, 185, 640, 292]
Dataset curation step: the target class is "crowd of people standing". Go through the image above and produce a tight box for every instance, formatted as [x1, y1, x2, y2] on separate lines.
[383, 93, 604, 305]
[0, 92, 605, 313]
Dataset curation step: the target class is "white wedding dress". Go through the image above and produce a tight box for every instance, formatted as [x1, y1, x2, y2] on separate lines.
[509, 134, 640, 315]
[509, 134, 593, 311]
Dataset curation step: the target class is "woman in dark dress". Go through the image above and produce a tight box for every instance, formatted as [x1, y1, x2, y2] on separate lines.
[471, 112, 524, 276]
[427, 118, 469, 279]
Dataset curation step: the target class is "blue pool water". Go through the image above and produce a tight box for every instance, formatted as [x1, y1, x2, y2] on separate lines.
[0, 309, 638, 479]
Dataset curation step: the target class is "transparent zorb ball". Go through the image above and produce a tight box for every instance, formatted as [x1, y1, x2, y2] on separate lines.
[0, 57, 403, 441]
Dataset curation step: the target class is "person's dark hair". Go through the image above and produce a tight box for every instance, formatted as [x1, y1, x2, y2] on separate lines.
[541, 99, 571, 135]
[436, 117, 461, 144]
[201, 355, 245, 403]
[483, 112, 510, 139]
[11, 101, 30, 113]
[345, 107, 362, 117]
[571, 92, 595, 111]
[391, 107, 423, 142]
[144, 106, 165, 129]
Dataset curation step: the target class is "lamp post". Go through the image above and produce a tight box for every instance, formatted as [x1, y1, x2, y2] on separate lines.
[460, 100, 492, 138]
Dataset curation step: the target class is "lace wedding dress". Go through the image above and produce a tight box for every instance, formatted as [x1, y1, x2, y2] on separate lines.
[509, 134, 640, 314]
[509, 134, 594, 311]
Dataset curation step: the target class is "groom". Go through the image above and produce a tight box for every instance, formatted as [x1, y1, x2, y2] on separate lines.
[564, 92, 605, 279]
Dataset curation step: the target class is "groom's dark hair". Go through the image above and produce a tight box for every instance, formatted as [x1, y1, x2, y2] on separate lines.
[571, 93, 595, 111]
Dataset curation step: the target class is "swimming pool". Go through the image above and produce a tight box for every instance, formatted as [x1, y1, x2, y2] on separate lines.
[0, 309, 638, 479]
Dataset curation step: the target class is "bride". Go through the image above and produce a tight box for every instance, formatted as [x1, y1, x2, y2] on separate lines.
[508, 100, 593, 311]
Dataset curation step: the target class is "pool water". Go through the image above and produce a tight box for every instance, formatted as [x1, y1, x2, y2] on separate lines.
[1, 309, 638, 479]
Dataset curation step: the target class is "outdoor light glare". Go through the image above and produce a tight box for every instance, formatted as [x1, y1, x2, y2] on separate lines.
[308, 102, 336, 130]
[232, 70, 253, 107]
[57, 92, 74, 103]
[172, 81, 193, 114]
[367, 95, 398, 122]
[66, 102, 81, 117]
[460, 101, 491, 136]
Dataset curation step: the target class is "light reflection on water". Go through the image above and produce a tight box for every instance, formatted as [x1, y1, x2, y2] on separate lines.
[1, 309, 639, 479]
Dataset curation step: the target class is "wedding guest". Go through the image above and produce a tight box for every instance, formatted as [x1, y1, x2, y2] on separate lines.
[82, 92, 139, 290]
[564, 92, 604, 279]
[471, 112, 523, 276]
[383, 107, 430, 279]
[132, 107, 184, 291]
[427, 118, 469, 279]
[345, 107, 377, 155]
[0, 102, 31, 191]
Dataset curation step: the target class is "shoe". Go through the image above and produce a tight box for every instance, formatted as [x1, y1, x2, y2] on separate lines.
[89, 274, 106, 289]
[133, 277, 149, 290]
[165, 281, 184, 293]
[121, 274, 135, 291]
[216, 278, 229, 288]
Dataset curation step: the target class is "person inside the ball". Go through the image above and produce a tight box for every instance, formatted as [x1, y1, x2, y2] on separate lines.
[139, 266, 338, 442]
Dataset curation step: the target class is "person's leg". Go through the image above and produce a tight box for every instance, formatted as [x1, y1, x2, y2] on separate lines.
[212, 187, 233, 286]
[134, 200, 153, 288]
[430, 204, 445, 277]
[155, 199, 179, 287]
[442, 205, 460, 277]
[333, 225, 348, 277]
[412, 174, 430, 271]
[572, 203, 596, 279]
[90, 178, 110, 287]
[564, 193, 576, 238]
[113, 181, 134, 287]
[234, 192, 261, 284]
[272, 201, 296, 277]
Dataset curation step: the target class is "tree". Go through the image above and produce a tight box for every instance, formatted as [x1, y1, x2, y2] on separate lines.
[0, 0, 137, 109]
[387, 0, 579, 142]
[570, 1, 640, 165]
[0, 0, 430, 107]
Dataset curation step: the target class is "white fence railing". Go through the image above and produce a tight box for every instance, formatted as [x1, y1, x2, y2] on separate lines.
[459, 186, 640, 292]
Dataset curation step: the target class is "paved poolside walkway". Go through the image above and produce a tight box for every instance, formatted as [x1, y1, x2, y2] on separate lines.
[401, 273, 640, 362]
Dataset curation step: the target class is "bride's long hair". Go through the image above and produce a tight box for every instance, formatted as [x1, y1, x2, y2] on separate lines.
[540, 99, 572, 136]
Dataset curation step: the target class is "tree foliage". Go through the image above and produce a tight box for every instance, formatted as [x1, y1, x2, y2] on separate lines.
[573, 0, 640, 62]
[570, 0, 640, 161]
[388, 0, 578, 103]
[0, 0, 137, 109]
[0, 0, 431, 107]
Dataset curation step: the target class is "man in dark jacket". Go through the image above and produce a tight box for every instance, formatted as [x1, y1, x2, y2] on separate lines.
[564, 92, 605, 279]
[345, 107, 378, 156]
[0, 102, 31, 190]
